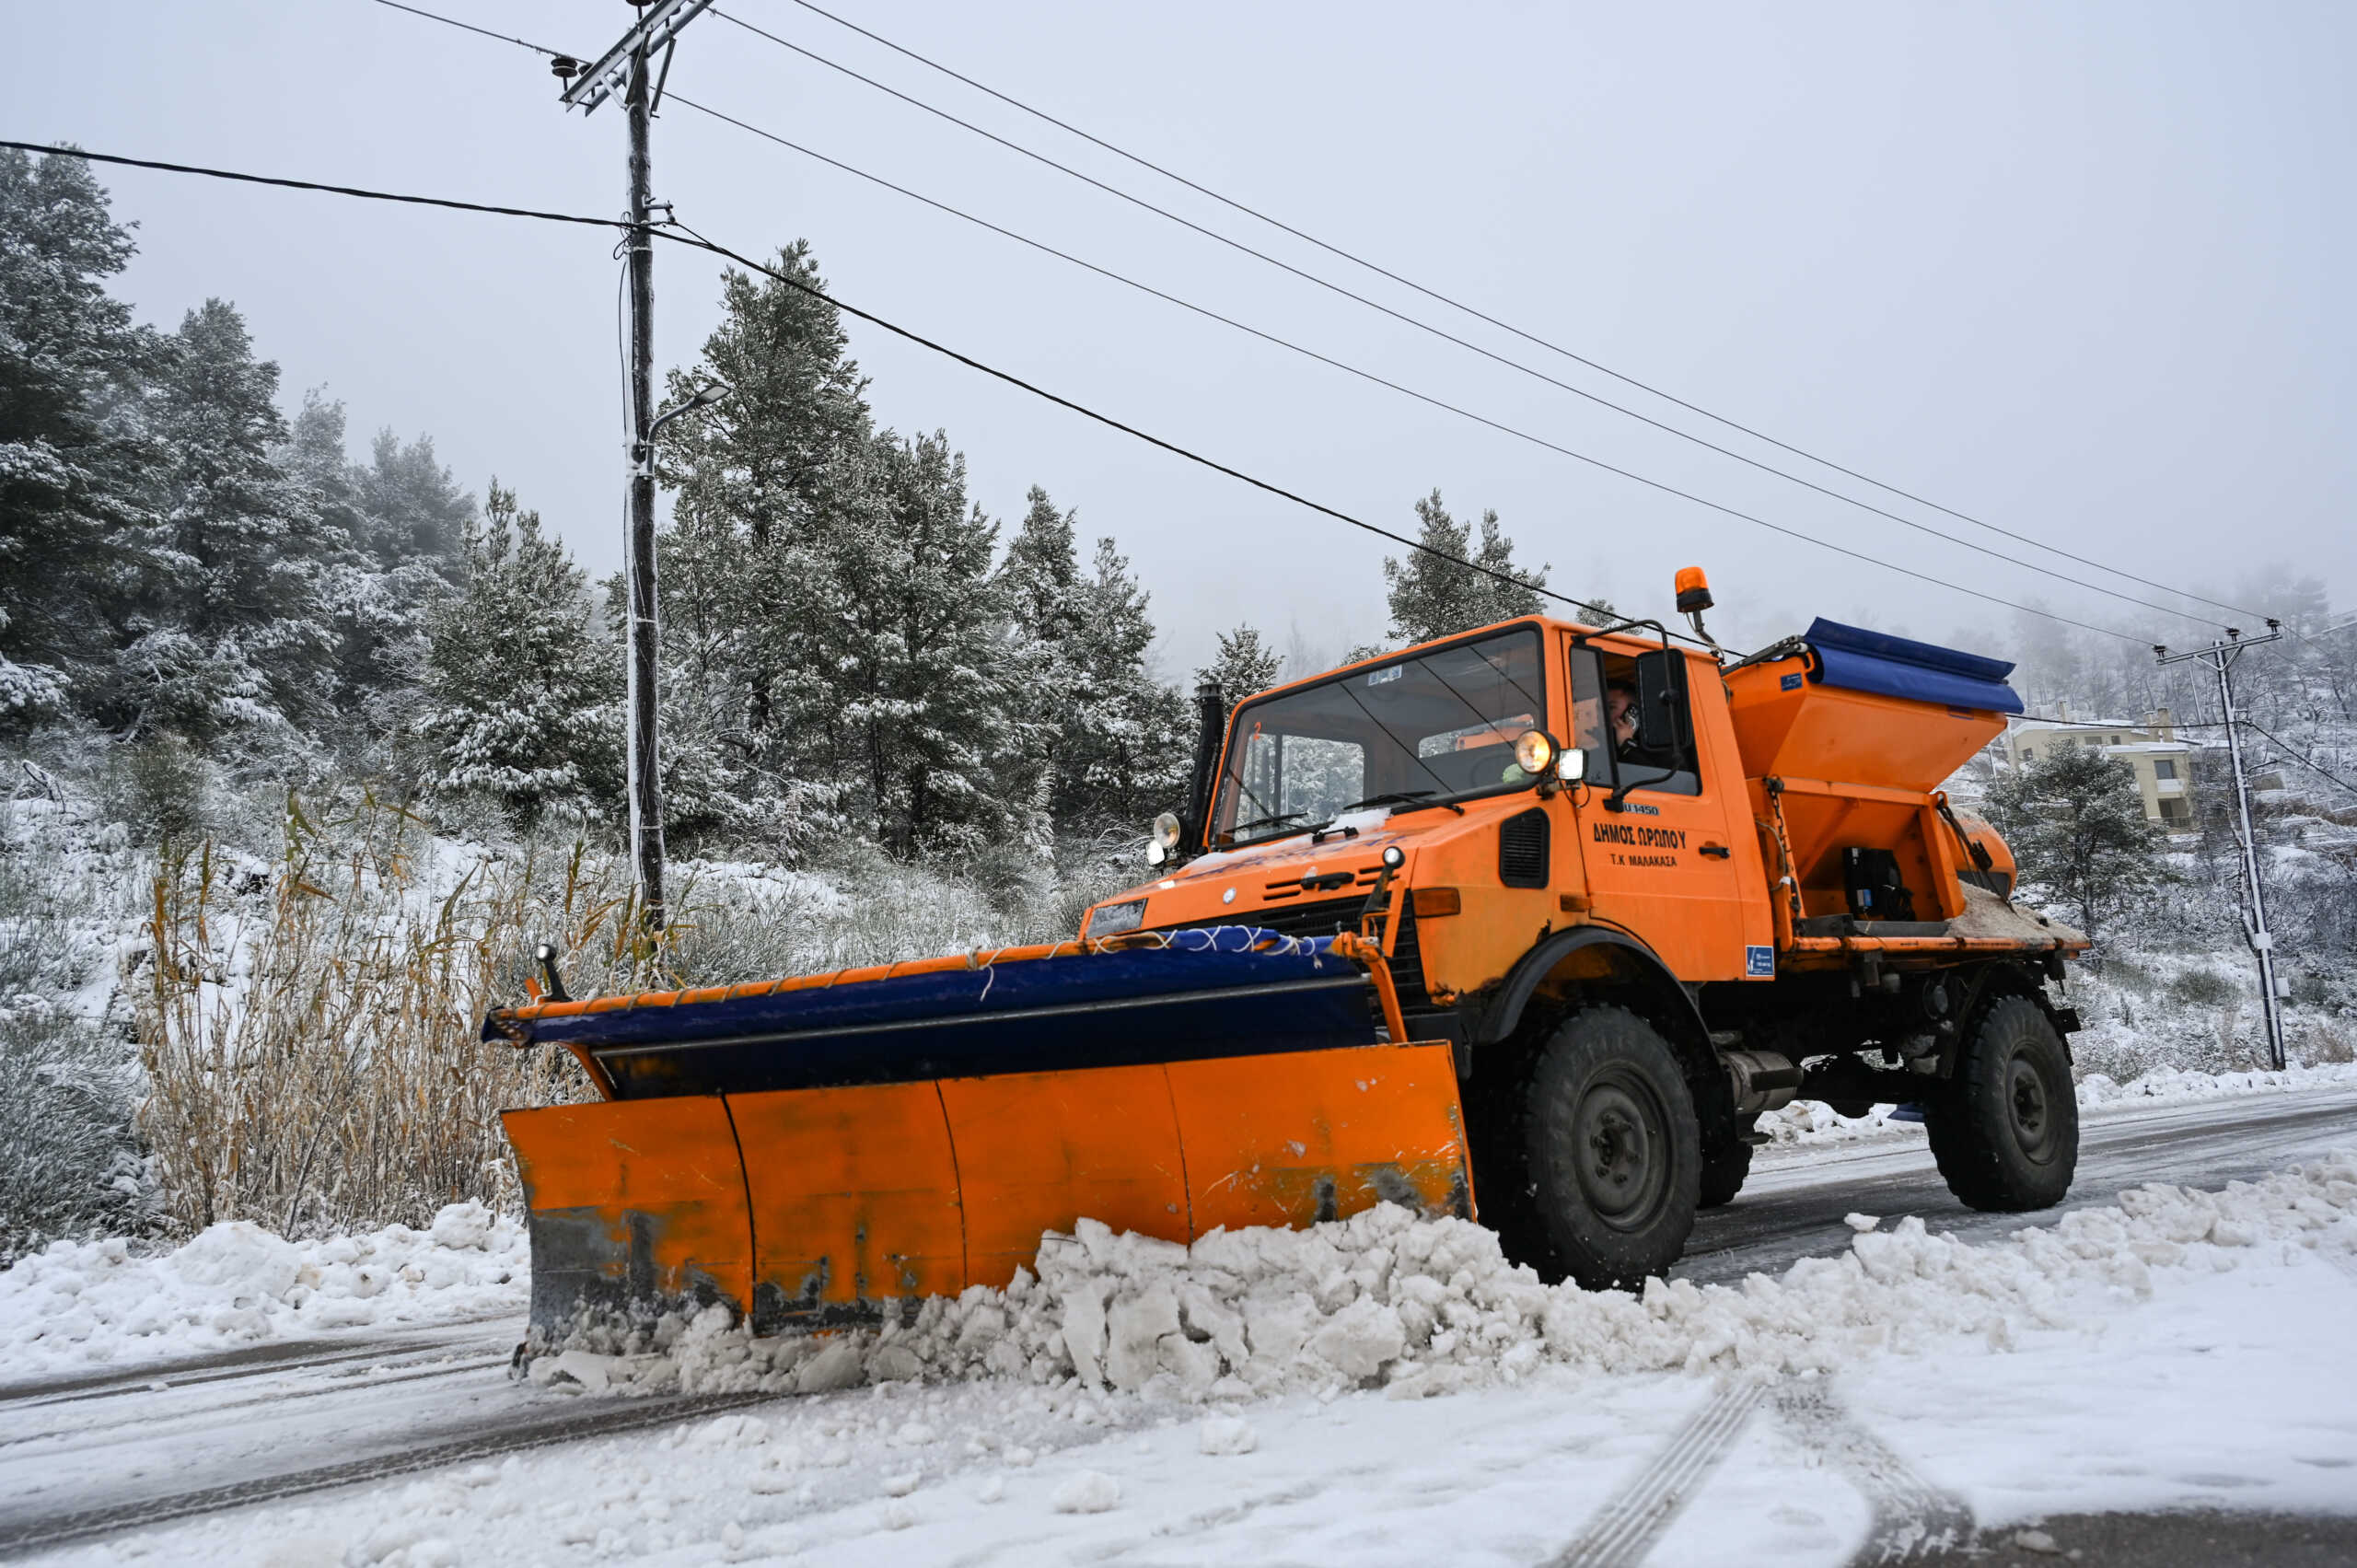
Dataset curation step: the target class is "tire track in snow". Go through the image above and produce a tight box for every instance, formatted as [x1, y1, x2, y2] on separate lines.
[0, 1354, 515, 1458]
[0, 1313, 518, 1411]
[1547, 1377, 1765, 1568]
[1771, 1382, 1972, 1565]
[0, 1388, 778, 1558]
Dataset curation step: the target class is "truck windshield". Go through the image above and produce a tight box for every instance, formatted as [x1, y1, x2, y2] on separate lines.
[1211, 626, 1548, 848]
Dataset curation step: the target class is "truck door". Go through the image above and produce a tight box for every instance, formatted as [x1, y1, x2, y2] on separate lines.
[1565, 642, 1751, 981]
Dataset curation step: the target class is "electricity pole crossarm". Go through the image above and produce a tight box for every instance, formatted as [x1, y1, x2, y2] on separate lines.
[2156, 622, 2287, 1070]
[560, 0, 715, 115]
[562, 0, 718, 932]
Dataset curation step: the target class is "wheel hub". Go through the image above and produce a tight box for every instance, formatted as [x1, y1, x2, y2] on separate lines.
[1573, 1074, 1668, 1230]
[2006, 1052, 2058, 1163]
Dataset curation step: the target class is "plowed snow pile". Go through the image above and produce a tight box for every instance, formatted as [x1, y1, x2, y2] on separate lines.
[530, 1147, 2357, 1402]
[0, 1202, 525, 1374]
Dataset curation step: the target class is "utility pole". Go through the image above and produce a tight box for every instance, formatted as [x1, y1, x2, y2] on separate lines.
[554, 0, 715, 931]
[2156, 621, 2286, 1069]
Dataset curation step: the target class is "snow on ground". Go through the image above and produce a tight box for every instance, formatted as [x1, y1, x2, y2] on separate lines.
[520, 1147, 2357, 1406]
[0, 1202, 525, 1377]
[6, 1062, 2351, 1384]
[40, 1151, 2357, 1567]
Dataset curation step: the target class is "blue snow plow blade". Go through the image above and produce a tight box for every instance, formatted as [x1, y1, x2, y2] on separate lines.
[1804, 617, 2023, 715]
[482, 927, 1382, 1100]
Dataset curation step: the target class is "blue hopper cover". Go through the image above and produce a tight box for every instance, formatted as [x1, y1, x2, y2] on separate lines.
[1803, 618, 2023, 715]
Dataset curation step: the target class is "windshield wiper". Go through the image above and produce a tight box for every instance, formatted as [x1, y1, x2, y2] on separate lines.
[1226, 810, 1308, 838]
[1339, 790, 1465, 817]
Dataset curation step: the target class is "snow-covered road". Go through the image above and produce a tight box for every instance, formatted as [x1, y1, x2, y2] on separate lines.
[1683, 1085, 2357, 1284]
[5, 1086, 2354, 1563]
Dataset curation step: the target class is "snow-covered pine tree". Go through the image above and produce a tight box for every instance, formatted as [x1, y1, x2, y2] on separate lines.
[1381, 490, 1550, 646]
[995, 486, 1085, 839]
[417, 481, 620, 826]
[811, 430, 1025, 855]
[0, 148, 165, 727]
[281, 396, 472, 763]
[1051, 536, 1190, 833]
[1985, 746, 2164, 947]
[1199, 623, 1284, 718]
[102, 300, 340, 754]
[656, 241, 871, 774]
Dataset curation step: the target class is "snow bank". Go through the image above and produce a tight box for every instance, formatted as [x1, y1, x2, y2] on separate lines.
[1754, 1058, 2357, 1155]
[528, 1147, 2357, 1404]
[2076, 1060, 2357, 1108]
[0, 1202, 526, 1376]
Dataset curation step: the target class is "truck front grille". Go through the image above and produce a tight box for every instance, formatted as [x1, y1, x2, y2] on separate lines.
[1161, 896, 1429, 1012]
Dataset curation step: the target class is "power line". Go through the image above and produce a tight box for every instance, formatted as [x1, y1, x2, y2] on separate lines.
[2243, 722, 2357, 799]
[651, 217, 1631, 631]
[0, 137, 617, 231]
[2012, 714, 2230, 731]
[710, 6, 2234, 633]
[661, 96, 2144, 645]
[0, 136, 1614, 632]
[354, 0, 2157, 644]
[771, 0, 2281, 631]
[368, 0, 555, 57]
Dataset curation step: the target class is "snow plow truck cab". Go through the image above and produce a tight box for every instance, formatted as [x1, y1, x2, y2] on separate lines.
[489, 578, 2086, 1344]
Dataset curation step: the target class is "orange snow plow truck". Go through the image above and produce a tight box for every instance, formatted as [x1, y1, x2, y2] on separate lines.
[488, 575, 2086, 1342]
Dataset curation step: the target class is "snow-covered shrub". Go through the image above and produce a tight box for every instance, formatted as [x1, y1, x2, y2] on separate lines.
[0, 782, 151, 1257]
[2165, 966, 2239, 1008]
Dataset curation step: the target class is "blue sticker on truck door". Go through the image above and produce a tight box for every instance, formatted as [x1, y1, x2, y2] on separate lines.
[1745, 945, 1774, 979]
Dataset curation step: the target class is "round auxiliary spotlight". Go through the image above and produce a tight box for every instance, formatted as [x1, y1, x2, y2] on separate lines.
[1514, 729, 1557, 777]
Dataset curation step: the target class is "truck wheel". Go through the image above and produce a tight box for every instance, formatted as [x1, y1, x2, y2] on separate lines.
[1925, 994, 2078, 1212]
[1698, 1138, 1752, 1209]
[1519, 1005, 1700, 1289]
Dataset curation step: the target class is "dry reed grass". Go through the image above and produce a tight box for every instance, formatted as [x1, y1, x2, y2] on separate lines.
[130, 794, 1131, 1239]
[134, 793, 675, 1237]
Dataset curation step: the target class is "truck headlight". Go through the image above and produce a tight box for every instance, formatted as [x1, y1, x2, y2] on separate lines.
[1151, 811, 1182, 851]
[1086, 899, 1146, 937]
[1514, 729, 1557, 776]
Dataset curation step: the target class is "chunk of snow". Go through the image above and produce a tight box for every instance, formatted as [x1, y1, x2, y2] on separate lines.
[1051, 1469, 1122, 1514]
[1198, 1416, 1259, 1455]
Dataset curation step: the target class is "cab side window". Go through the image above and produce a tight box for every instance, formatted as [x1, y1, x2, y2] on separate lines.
[1572, 644, 1701, 796]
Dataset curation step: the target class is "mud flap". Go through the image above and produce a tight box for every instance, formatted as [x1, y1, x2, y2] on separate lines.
[505, 1043, 1471, 1339]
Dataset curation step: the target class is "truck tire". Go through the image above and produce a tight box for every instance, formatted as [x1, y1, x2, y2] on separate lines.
[1925, 993, 2078, 1212]
[1518, 1005, 1701, 1289]
[1698, 1139, 1752, 1209]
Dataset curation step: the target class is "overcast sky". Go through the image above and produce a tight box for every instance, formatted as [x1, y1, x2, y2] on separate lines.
[18, 1, 2354, 674]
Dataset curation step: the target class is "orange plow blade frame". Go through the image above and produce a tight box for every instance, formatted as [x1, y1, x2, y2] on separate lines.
[504, 1041, 1471, 1339]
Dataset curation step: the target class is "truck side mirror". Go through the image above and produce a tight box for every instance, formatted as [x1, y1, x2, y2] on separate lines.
[1632, 648, 1693, 761]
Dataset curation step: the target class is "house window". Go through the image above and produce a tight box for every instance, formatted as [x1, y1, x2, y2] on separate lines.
[2021, 747, 2035, 761]
[2154, 759, 2177, 780]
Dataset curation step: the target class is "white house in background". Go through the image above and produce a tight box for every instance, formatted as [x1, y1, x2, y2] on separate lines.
[2004, 706, 2198, 830]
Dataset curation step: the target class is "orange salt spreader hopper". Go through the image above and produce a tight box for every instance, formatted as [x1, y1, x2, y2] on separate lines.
[490, 572, 2089, 1330]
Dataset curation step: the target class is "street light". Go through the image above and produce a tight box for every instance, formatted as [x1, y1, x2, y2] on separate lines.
[645, 379, 733, 446]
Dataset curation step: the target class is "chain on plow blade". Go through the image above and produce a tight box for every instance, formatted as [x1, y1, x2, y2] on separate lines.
[486, 927, 1470, 1339]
